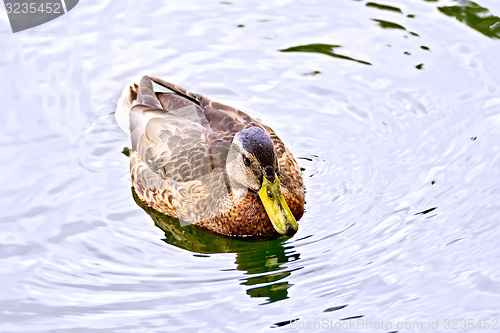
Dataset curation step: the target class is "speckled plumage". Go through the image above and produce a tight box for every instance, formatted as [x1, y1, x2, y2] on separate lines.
[118, 76, 304, 237]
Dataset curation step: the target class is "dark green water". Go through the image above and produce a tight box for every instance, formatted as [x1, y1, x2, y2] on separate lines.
[2, 0, 500, 331]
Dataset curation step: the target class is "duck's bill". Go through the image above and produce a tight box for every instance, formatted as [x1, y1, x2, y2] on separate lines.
[258, 174, 298, 236]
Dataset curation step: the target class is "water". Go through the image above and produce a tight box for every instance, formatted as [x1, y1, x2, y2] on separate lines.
[1, 0, 500, 331]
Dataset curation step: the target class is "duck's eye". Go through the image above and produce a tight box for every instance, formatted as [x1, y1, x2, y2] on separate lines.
[267, 191, 273, 200]
[244, 156, 252, 167]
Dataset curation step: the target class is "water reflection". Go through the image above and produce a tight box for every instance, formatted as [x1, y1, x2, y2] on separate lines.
[280, 43, 372, 65]
[372, 19, 406, 30]
[438, 0, 500, 39]
[238, 240, 300, 303]
[365, 2, 402, 13]
[132, 188, 300, 303]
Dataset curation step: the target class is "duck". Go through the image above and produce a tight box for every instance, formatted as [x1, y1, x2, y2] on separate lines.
[116, 76, 304, 237]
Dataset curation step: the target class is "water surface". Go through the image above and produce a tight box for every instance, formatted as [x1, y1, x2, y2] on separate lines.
[1, 0, 500, 331]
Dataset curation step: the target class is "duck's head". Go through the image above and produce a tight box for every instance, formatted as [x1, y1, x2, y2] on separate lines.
[227, 126, 298, 236]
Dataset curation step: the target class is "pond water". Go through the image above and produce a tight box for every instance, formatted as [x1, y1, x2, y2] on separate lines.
[2, 0, 500, 331]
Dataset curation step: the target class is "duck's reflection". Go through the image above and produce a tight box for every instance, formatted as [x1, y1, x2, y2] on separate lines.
[237, 241, 300, 303]
[133, 188, 300, 303]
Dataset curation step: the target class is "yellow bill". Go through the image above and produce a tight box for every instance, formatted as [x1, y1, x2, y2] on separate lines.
[258, 173, 298, 236]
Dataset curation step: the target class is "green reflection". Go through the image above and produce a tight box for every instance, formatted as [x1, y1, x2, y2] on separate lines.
[279, 44, 372, 65]
[372, 19, 406, 30]
[132, 188, 300, 303]
[438, 0, 500, 39]
[122, 146, 131, 157]
[366, 2, 402, 13]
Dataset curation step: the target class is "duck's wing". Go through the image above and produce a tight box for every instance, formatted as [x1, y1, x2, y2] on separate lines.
[130, 77, 215, 183]
[128, 77, 237, 223]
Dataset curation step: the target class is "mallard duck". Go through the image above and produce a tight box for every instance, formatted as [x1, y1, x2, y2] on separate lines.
[116, 76, 304, 237]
